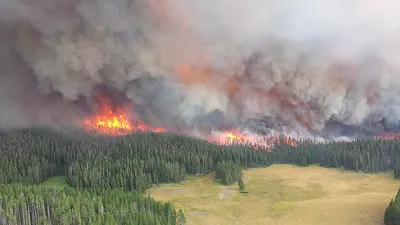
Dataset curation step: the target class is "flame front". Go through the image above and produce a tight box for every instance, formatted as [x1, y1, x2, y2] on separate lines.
[209, 130, 298, 149]
[83, 97, 166, 136]
[212, 131, 248, 145]
[374, 133, 400, 140]
[83, 111, 134, 136]
[83, 96, 299, 148]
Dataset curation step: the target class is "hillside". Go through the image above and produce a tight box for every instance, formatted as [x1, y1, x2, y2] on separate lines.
[1, 128, 400, 224]
[149, 165, 400, 225]
[2, 128, 400, 192]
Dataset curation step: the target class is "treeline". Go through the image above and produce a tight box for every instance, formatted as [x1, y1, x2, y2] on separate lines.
[385, 189, 400, 225]
[1, 128, 400, 193]
[277, 138, 400, 173]
[0, 184, 180, 225]
[0, 128, 269, 192]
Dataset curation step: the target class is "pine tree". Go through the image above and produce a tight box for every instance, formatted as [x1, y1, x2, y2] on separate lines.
[385, 189, 400, 225]
[177, 209, 186, 225]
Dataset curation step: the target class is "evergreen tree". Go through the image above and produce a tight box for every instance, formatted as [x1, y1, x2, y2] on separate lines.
[1, 127, 400, 194]
[0, 184, 179, 225]
[385, 189, 400, 225]
[238, 176, 245, 192]
[177, 209, 186, 225]
[215, 161, 242, 185]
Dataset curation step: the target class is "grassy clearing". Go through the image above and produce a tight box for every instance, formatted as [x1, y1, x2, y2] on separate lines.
[148, 165, 400, 225]
[40, 176, 68, 188]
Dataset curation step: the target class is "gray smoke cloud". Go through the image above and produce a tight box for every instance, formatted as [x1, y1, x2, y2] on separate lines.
[1, 0, 400, 137]
[0, 21, 86, 129]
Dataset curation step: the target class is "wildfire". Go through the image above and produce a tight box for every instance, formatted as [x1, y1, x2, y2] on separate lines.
[374, 133, 400, 140]
[208, 130, 298, 149]
[212, 131, 248, 144]
[83, 96, 299, 149]
[83, 111, 132, 135]
[83, 96, 166, 136]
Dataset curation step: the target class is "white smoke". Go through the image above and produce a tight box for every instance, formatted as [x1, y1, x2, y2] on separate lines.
[1, 0, 400, 136]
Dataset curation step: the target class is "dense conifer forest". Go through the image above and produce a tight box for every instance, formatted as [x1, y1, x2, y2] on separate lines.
[0, 184, 178, 225]
[1, 128, 400, 189]
[1, 128, 400, 224]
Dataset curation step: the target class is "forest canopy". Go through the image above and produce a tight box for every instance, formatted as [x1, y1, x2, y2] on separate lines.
[1, 128, 400, 224]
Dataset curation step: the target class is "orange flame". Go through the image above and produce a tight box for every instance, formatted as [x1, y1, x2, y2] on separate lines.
[211, 130, 248, 145]
[83, 111, 133, 136]
[208, 130, 299, 149]
[374, 133, 400, 140]
[83, 96, 299, 149]
[83, 96, 166, 136]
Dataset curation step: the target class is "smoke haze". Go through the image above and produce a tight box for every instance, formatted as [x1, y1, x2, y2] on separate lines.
[1, 0, 400, 137]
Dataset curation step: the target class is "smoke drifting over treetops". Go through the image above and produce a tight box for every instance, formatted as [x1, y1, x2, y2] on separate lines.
[1, 0, 400, 137]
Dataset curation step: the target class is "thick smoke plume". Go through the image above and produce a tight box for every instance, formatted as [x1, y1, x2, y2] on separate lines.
[1, 0, 400, 137]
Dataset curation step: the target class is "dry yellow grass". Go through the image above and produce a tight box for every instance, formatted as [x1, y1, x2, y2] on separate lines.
[147, 165, 400, 225]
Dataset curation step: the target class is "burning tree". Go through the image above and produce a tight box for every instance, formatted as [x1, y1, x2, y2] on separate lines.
[83, 95, 166, 136]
